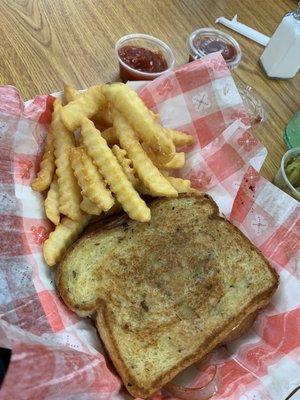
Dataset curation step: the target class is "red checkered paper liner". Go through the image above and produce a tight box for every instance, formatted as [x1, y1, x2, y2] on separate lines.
[0, 53, 298, 400]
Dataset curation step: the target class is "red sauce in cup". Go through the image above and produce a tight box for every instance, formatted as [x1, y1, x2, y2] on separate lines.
[187, 29, 242, 69]
[189, 38, 237, 62]
[118, 45, 168, 82]
[197, 38, 236, 61]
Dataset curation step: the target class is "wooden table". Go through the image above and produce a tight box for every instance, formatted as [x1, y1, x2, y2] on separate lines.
[0, 0, 299, 181]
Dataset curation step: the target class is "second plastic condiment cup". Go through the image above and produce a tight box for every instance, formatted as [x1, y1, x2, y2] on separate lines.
[187, 28, 242, 69]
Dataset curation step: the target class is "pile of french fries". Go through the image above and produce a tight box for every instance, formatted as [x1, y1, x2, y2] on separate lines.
[31, 83, 195, 266]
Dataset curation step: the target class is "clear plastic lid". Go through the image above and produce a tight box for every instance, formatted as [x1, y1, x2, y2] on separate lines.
[187, 28, 242, 69]
[235, 81, 265, 125]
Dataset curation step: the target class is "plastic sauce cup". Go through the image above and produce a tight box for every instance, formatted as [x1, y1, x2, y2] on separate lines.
[274, 147, 300, 201]
[187, 28, 242, 69]
[115, 34, 175, 82]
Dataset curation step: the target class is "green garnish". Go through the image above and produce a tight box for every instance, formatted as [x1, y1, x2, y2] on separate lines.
[285, 155, 300, 190]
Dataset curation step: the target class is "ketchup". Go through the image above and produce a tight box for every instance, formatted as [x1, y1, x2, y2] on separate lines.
[189, 38, 237, 63]
[118, 45, 168, 82]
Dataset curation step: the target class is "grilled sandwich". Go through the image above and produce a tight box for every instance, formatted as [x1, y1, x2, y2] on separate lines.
[56, 194, 278, 398]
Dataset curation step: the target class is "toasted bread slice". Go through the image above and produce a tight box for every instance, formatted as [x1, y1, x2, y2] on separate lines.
[56, 194, 278, 398]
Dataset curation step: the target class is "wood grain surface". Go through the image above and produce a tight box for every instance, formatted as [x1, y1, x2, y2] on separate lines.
[0, 0, 299, 181]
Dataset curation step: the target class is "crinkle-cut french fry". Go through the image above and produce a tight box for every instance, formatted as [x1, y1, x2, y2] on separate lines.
[111, 145, 139, 188]
[64, 85, 80, 103]
[80, 118, 150, 222]
[101, 127, 118, 147]
[164, 128, 195, 147]
[61, 85, 105, 131]
[52, 99, 82, 220]
[144, 144, 185, 170]
[166, 176, 191, 193]
[44, 175, 60, 225]
[43, 213, 91, 266]
[160, 170, 191, 193]
[114, 112, 177, 197]
[70, 147, 114, 212]
[189, 188, 204, 196]
[80, 196, 102, 215]
[31, 130, 55, 192]
[63, 85, 112, 127]
[163, 152, 185, 169]
[111, 145, 152, 196]
[103, 83, 175, 159]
